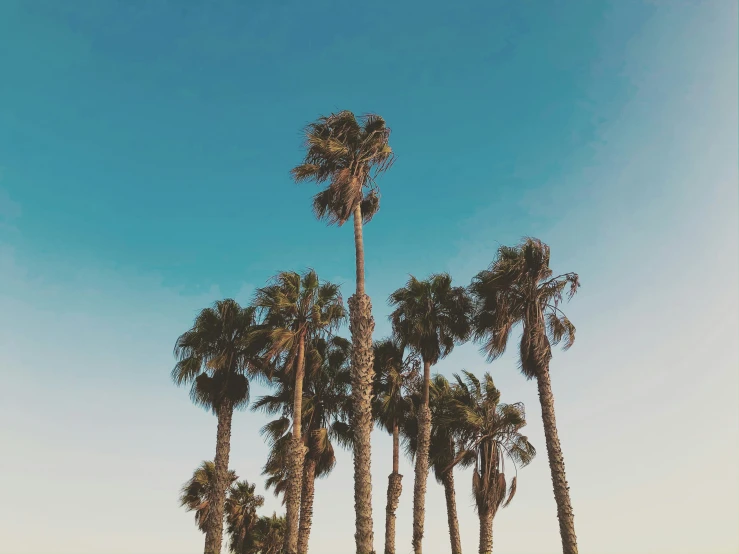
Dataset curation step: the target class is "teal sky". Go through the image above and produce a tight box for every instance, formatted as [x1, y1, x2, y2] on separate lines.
[1, 1, 737, 553]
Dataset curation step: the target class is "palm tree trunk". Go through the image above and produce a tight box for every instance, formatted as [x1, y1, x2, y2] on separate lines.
[349, 203, 376, 554]
[384, 422, 403, 554]
[441, 470, 462, 554]
[284, 337, 308, 554]
[537, 365, 578, 554]
[412, 360, 432, 554]
[298, 456, 317, 554]
[204, 400, 233, 554]
[478, 509, 493, 554]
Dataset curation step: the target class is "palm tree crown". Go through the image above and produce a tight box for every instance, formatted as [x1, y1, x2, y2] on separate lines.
[452, 371, 536, 513]
[173, 299, 260, 412]
[469, 237, 580, 379]
[225, 479, 265, 554]
[389, 274, 472, 366]
[372, 338, 418, 438]
[179, 461, 238, 533]
[291, 111, 394, 226]
[254, 270, 345, 376]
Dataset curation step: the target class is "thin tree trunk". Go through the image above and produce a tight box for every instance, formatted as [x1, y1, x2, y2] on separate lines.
[298, 456, 317, 554]
[441, 470, 462, 554]
[204, 400, 233, 554]
[350, 203, 375, 554]
[353, 203, 366, 295]
[412, 360, 432, 554]
[284, 337, 308, 554]
[384, 422, 403, 554]
[537, 365, 578, 554]
[478, 509, 493, 554]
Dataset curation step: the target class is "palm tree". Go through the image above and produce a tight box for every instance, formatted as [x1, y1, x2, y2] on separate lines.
[450, 371, 535, 554]
[469, 237, 580, 554]
[255, 336, 352, 554]
[180, 461, 238, 534]
[253, 272, 345, 554]
[252, 513, 287, 554]
[372, 338, 417, 554]
[225, 479, 265, 554]
[388, 274, 472, 554]
[292, 111, 394, 554]
[401, 374, 464, 554]
[428, 375, 464, 554]
[173, 300, 260, 554]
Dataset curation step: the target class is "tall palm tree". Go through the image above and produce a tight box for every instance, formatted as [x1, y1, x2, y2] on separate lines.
[253, 273, 345, 554]
[372, 339, 417, 554]
[225, 479, 265, 554]
[450, 371, 535, 554]
[180, 461, 238, 534]
[388, 274, 472, 554]
[173, 300, 260, 554]
[255, 336, 351, 554]
[292, 111, 394, 554]
[469, 237, 580, 554]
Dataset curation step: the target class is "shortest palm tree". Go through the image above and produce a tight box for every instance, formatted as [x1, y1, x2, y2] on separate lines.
[180, 461, 238, 534]
[451, 371, 536, 554]
[252, 513, 287, 554]
[225, 479, 265, 554]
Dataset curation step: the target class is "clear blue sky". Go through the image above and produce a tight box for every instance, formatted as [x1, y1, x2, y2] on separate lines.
[1, 1, 737, 553]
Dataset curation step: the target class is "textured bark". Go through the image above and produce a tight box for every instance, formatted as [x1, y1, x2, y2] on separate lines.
[441, 471, 462, 554]
[298, 457, 317, 554]
[537, 366, 578, 554]
[350, 201, 373, 553]
[412, 402, 432, 554]
[478, 509, 494, 554]
[349, 291, 376, 554]
[384, 472, 403, 554]
[284, 337, 308, 554]
[203, 400, 233, 554]
[284, 436, 307, 554]
[384, 423, 402, 554]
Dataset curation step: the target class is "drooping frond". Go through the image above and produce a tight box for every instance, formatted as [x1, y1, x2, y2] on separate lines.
[444, 371, 535, 516]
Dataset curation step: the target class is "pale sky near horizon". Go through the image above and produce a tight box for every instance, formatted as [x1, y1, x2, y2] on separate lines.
[1, 1, 737, 554]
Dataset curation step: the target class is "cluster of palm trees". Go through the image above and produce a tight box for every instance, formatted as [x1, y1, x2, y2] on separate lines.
[172, 111, 581, 554]
[180, 462, 286, 554]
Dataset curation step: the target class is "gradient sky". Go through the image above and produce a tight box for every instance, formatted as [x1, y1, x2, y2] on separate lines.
[1, 1, 737, 553]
